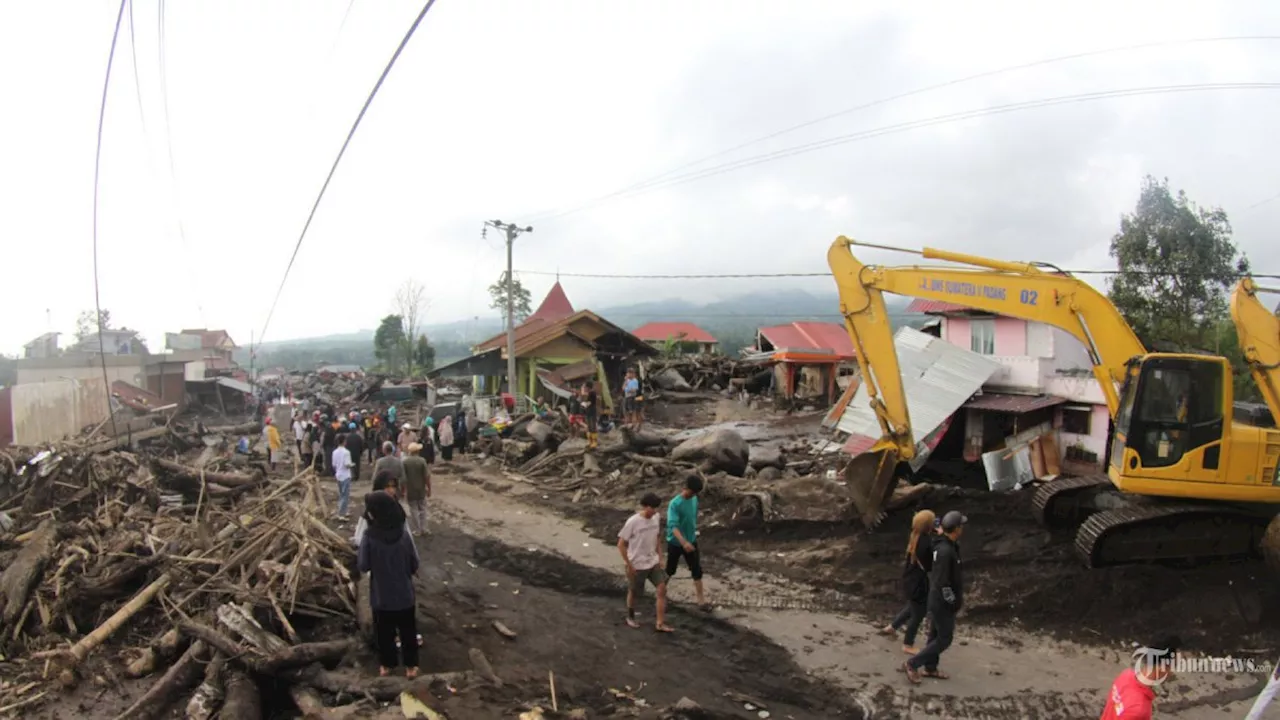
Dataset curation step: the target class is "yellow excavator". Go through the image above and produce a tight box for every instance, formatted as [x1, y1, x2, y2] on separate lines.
[827, 236, 1280, 568]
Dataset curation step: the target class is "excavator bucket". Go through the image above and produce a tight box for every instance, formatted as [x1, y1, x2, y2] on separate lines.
[844, 447, 900, 528]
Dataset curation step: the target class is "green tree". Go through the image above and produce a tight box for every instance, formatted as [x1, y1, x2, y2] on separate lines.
[1108, 175, 1249, 351]
[415, 334, 436, 375]
[488, 271, 533, 326]
[373, 314, 406, 373]
[75, 309, 112, 341]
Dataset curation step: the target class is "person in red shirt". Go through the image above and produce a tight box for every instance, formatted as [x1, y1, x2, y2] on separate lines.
[1100, 635, 1180, 720]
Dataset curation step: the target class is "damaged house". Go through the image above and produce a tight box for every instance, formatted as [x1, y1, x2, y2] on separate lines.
[632, 322, 719, 356]
[751, 321, 857, 405]
[430, 282, 656, 410]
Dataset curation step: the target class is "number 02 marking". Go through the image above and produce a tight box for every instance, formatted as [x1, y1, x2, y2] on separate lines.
[1020, 289, 1038, 305]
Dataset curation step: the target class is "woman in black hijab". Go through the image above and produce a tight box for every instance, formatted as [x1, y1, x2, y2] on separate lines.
[357, 476, 420, 678]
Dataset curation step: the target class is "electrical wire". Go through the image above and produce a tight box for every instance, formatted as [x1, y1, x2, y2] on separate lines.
[126, 0, 146, 133]
[516, 268, 1280, 280]
[258, 0, 439, 345]
[94, 0, 129, 440]
[536, 82, 1280, 220]
[523, 35, 1280, 222]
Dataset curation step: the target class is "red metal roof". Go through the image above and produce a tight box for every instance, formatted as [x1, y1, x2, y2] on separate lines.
[963, 393, 1067, 413]
[631, 322, 717, 344]
[758, 322, 855, 358]
[528, 282, 575, 323]
[905, 299, 970, 314]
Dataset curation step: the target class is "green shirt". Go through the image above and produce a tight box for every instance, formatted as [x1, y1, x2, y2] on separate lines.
[665, 493, 698, 546]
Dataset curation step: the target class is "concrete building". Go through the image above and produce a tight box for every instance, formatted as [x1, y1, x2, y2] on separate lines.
[908, 299, 1110, 474]
[22, 332, 60, 359]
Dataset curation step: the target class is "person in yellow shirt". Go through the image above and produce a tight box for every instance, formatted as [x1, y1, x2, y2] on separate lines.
[264, 417, 282, 472]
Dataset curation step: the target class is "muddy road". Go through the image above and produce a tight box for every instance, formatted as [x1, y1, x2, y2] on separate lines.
[433, 462, 1277, 719]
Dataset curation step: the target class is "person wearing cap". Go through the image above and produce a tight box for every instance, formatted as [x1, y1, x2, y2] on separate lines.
[345, 422, 365, 481]
[1100, 635, 1180, 720]
[402, 442, 431, 536]
[397, 423, 416, 457]
[263, 417, 282, 472]
[618, 492, 673, 632]
[904, 509, 966, 683]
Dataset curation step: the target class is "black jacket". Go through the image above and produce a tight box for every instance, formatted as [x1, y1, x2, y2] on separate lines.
[902, 533, 934, 603]
[927, 535, 963, 613]
[345, 432, 364, 459]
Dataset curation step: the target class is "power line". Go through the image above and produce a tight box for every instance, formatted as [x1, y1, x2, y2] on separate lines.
[536, 82, 1280, 220]
[524, 35, 1280, 222]
[517, 268, 1280, 280]
[259, 0, 439, 345]
[93, 0, 129, 441]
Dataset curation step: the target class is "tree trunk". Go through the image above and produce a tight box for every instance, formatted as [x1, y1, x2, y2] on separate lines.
[0, 520, 56, 626]
[220, 668, 262, 720]
[112, 640, 209, 720]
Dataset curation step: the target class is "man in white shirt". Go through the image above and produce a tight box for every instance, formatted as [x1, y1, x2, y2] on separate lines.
[292, 415, 306, 459]
[332, 435, 355, 521]
[617, 492, 672, 632]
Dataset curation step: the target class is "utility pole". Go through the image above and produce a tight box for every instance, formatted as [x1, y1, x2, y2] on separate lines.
[484, 219, 532, 401]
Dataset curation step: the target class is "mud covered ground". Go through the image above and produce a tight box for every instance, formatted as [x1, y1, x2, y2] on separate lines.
[499, 442, 1280, 659]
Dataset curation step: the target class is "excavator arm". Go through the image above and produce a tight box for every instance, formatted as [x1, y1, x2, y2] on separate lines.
[827, 236, 1147, 524]
[1230, 278, 1280, 419]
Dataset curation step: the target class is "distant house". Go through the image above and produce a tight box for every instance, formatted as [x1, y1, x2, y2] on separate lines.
[22, 332, 60, 359]
[631, 322, 718, 355]
[753, 321, 856, 404]
[69, 329, 147, 356]
[430, 282, 656, 411]
[167, 329, 239, 374]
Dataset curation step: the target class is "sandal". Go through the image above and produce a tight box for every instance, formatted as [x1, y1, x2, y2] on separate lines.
[921, 669, 950, 680]
[655, 623, 675, 633]
[405, 667, 420, 679]
[625, 617, 640, 629]
[901, 661, 921, 684]
[879, 625, 897, 636]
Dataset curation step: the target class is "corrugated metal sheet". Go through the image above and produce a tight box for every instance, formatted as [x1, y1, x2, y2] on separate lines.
[963, 393, 1067, 413]
[758, 322, 855, 358]
[631, 322, 717, 343]
[835, 327, 1003, 457]
[216, 377, 254, 395]
[905, 299, 971, 314]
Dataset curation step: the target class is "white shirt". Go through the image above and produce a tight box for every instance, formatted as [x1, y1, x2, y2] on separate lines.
[618, 512, 661, 570]
[292, 420, 305, 441]
[332, 446, 353, 482]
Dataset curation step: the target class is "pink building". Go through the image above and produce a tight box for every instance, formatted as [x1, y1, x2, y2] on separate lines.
[908, 300, 1111, 475]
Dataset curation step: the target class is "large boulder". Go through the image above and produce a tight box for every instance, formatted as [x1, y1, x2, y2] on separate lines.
[749, 445, 784, 470]
[652, 368, 692, 392]
[671, 428, 750, 476]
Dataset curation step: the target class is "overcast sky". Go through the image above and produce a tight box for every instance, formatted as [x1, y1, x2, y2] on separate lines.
[3, 1, 1280, 354]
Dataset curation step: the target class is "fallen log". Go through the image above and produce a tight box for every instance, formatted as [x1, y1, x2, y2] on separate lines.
[85, 426, 173, 454]
[221, 668, 262, 720]
[289, 684, 330, 720]
[153, 458, 264, 488]
[111, 639, 208, 720]
[202, 422, 260, 436]
[178, 621, 267, 674]
[185, 650, 225, 720]
[0, 520, 56, 625]
[306, 668, 476, 700]
[66, 572, 171, 666]
[262, 639, 355, 672]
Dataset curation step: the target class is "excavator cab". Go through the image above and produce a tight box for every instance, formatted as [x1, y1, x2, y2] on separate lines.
[1109, 355, 1230, 484]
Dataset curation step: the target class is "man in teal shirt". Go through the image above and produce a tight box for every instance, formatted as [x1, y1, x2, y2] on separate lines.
[665, 474, 710, 610]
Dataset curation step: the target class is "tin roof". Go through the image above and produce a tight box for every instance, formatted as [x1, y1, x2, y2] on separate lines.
[904, 299, 972, 314]
[834, 327, 1003, 458]
[963, 393, 1067, 413]
[758, 322, 855, 358]
[631, 322, 717, 344]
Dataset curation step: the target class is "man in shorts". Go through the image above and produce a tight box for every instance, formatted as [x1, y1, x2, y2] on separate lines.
[666, 474, 710, 610]
[617, 492, 673, 632]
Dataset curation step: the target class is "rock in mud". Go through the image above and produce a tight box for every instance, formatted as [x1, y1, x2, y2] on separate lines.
[749, 446, 783, 469]
[757, 467, 782, 482]
[671, 428, 750, 476]
[652, 368, 693, 392]
[526, 419, 555, 448]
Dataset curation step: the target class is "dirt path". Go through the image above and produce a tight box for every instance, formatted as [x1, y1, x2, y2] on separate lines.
[431, 466, 1271, 719]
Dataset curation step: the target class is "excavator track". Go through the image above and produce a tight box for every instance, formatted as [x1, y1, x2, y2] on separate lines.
[1075, 504, 1268, 568]
[1031, 475, 1111, 526]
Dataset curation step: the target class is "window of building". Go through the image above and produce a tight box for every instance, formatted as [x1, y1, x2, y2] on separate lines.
[1061, 406, 1092, 435]
[970, 318, 995, 355]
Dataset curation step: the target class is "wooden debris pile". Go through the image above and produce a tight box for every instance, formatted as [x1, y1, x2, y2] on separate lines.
[0, 439, 364, 719]
[643, 354, 763, 393]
